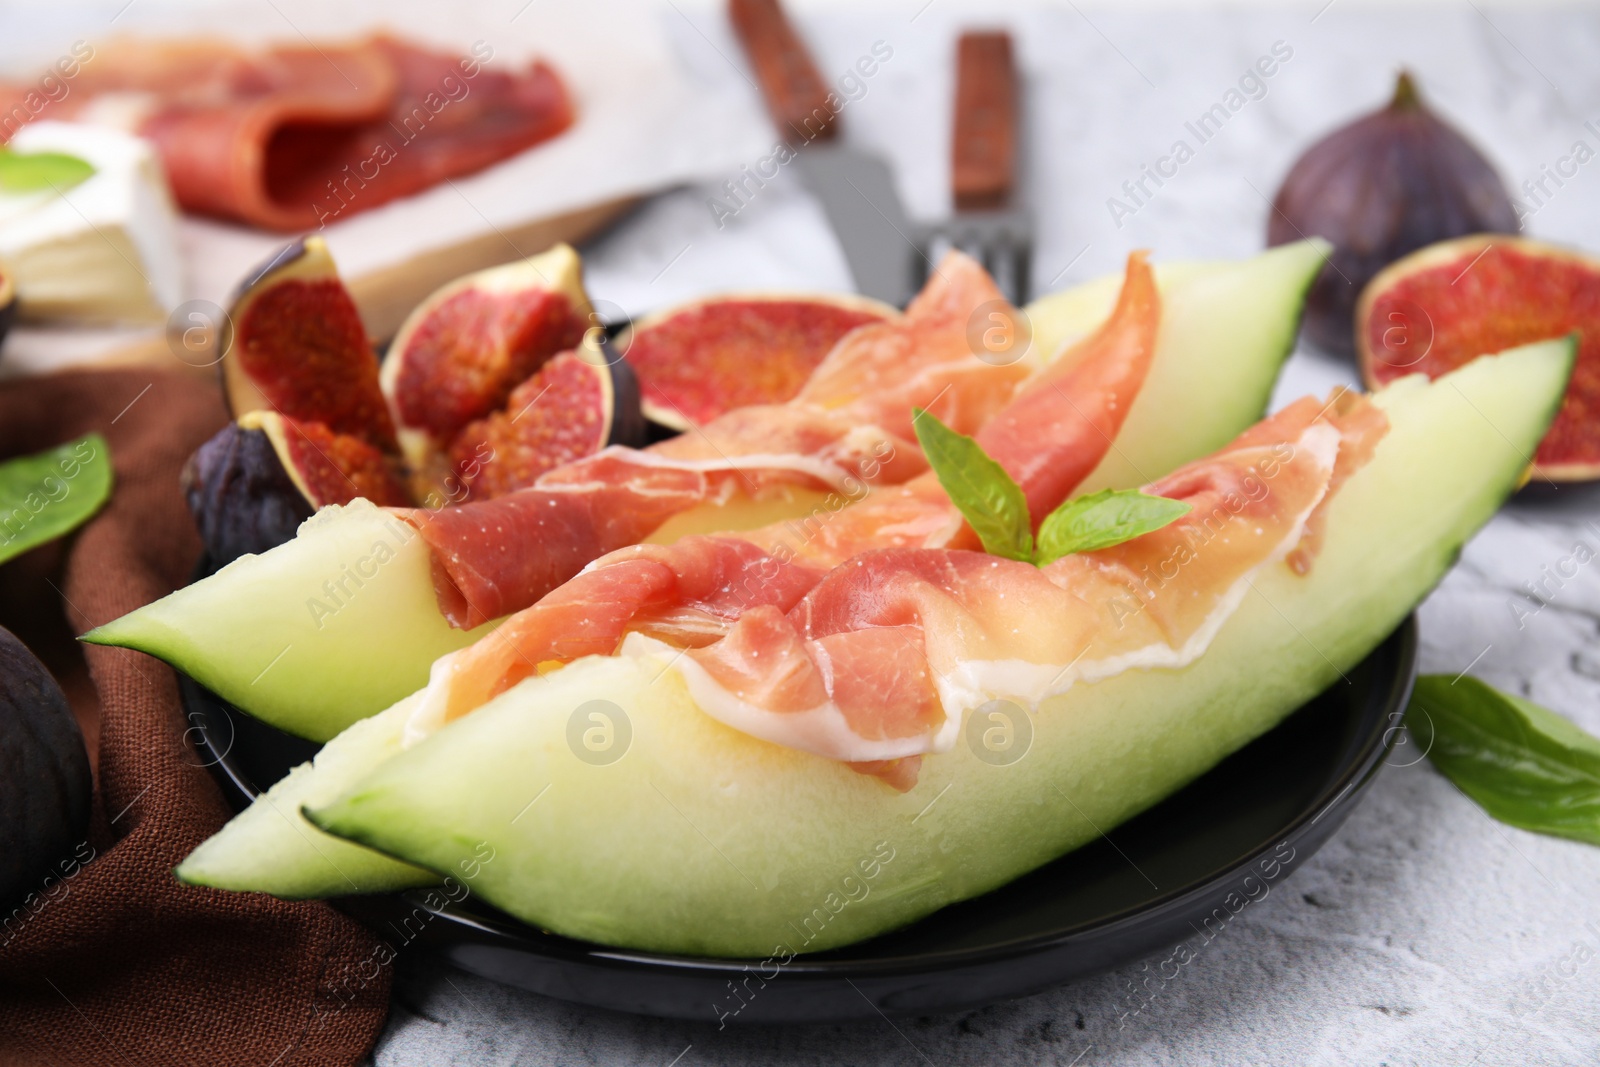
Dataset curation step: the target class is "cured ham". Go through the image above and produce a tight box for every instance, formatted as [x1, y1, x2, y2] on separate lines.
[404, 253, 1161, 737]
[403, 252, 1033, 628]
[0, 36, 573, 231]
[670, 390, 1388, 788]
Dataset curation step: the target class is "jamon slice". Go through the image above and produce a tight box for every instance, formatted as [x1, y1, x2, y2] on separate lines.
[677, 392, 1388, 785]
[0, 36, 574, 230]
[405, 253, 1161, 731]
[403, 250, 1032, 628]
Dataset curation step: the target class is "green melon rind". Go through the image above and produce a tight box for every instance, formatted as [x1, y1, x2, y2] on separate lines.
[82, 499, 496, 742]
[174, 693, 435, 896]
[303, 338, 1572, 957]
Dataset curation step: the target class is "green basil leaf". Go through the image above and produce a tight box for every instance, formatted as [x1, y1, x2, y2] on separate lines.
[911, 407, 1033, 562]
[1409, 674, 1600, 846]
[0, 148, 95, 194]
[0, 434, 113, 566]
[1035, 488, 1190, 564]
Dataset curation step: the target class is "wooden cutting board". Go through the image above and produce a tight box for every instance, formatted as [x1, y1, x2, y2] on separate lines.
[77, 194, 637, 374]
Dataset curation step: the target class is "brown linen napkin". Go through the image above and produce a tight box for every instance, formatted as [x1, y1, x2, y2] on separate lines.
[0, 369, 392, 1067]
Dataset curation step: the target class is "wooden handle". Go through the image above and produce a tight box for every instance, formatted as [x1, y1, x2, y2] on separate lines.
[951, 31, 1017, 211]
[727, 0, 838, 144]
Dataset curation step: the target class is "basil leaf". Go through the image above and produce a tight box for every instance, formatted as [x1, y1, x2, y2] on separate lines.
[911, 408, 1033, 562]
[0, 434, 113, 566]
[1409, 674, 1600, 845]
[0, 148, 95, 194]
[1036, 488, 1190, 564]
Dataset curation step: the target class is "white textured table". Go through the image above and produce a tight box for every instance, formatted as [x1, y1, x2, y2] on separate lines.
[374, 4, 1600, 1064]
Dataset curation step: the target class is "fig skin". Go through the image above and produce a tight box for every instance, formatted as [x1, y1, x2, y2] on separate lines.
[0, 266, 15, 352]
[182, 422, 314, 566]
[1268, 71, 1519, 357]
[603, 338, 649, 451]
[0, 625, 92, 911]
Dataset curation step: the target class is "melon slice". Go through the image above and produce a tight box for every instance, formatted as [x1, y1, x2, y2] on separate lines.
[1026, 239, 1328, 492]
[302, 339, 1571, 955]
[1356, 234, 1600, 480]
[86, 245, 1318, 741]
[174, 694, 435, 897]
[84, 499, 496, 742]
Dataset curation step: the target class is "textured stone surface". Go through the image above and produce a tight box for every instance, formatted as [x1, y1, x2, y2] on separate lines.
[375, 4, 1600, 1064]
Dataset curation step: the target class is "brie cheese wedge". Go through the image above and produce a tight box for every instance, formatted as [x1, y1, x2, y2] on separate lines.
[0, 121, 183, 324]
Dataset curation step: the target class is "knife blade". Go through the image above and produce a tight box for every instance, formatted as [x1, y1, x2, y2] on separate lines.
[727, 0, 915, 307]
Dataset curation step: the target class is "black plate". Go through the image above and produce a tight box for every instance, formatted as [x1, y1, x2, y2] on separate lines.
[182, 617, 1414, 1023]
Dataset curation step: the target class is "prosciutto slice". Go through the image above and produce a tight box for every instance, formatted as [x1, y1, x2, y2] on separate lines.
[404, 253, 1162, 737]
[673, 390, 1388, 789]
[1, 36, 572, 230]
[403, 252, 1033, 628]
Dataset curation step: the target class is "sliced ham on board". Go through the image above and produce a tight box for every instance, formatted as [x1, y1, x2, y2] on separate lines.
[401, 251, 1034, 628]
[0, 35, 573, 230]
[403, 252, 1162, 738]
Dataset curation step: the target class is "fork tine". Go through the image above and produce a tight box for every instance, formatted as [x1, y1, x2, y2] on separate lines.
[913, 219, 1030, 306]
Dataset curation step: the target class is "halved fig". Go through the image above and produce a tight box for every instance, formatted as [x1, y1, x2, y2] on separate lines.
[0, 626, 91, 912]
[182, 421, 316, 564]
[221, 236, 396, 451]
[0, 265, 15, 350]
[238, 411, 411, 509]
[444, 339, 646, 500]
[182, 411, 410, 564]
[381, 244, 593, 468]
[1357, 235, 1599, 480]
[616, 293, 896, 431]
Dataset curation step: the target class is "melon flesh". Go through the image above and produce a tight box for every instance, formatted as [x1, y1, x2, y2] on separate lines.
[303, 339, 1572, 956]
[84, 244, 1321, 742]
[83, 500, 496, 741]
[174, 694, 435, 896]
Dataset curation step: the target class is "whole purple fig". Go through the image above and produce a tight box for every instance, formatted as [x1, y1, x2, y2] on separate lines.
[1268, 71, 1519, 356]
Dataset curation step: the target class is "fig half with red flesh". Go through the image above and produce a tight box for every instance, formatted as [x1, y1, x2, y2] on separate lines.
[616, 293, 896, 431]
[382, 244, 592, 468]
[1268, 72, 1518, 357]
[446, 339, 646, 500]
[222, 235, 397, 451]
[1357, 235, 1599, 480]
[238, 410, 411, 507]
